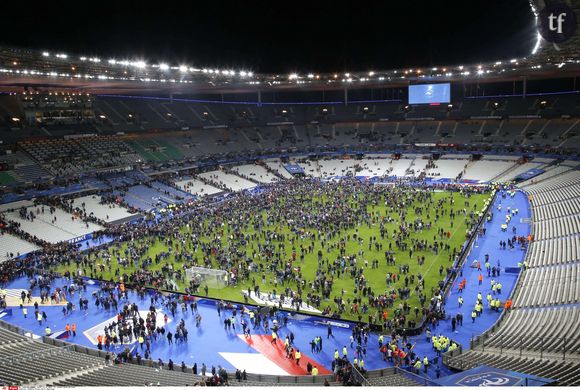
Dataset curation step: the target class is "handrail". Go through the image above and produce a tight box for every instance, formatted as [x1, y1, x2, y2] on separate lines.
[393, 366, 441, 386]
[350, 364, 371, 386]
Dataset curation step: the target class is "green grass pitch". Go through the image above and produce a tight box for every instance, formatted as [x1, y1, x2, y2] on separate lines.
[55, 187, 489, 324]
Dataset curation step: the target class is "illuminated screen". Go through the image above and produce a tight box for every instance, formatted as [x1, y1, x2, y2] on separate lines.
[408, 83, 450, 104]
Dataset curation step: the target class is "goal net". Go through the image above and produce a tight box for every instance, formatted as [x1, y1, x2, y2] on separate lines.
[186, 266, 229, 290]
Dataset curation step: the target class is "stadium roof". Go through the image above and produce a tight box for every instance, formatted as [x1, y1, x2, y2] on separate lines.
[0, 46, 579, 95]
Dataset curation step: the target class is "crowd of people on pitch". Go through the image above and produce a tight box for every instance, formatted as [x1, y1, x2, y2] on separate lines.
[1, 179, 489, 333]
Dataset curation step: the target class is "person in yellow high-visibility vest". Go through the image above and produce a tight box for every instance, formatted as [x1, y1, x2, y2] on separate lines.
[342, 346, 347, 357]
[312, 366, 318, 376]
[295, 349, 301, 365]
[359, 359, 364, 370]
[271, 331, 277, 345]
[423, 356, 429, 373]
[413, 359, 421, 374]
[45, 326, 51, 336]
[334, 349, 339, 360]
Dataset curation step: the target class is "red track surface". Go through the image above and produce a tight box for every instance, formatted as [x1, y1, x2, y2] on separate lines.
[239, 334, 332, 375]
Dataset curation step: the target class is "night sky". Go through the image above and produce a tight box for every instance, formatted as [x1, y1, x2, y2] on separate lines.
[0, 0, 536, 73]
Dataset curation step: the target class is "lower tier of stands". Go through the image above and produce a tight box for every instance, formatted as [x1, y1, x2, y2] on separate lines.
[447, 350, 579, 386]
[0, 233, 40, 262]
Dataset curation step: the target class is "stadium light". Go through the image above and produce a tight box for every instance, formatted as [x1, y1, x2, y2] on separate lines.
[159, 63, 170, 71]
[179, 65, 188, 72]
[99, 114, 107, 119]
[289, 73, 298, 80]
[368, 71, 375, 76]
[42, 52, 50, 57]
[11, 117, 20, 122]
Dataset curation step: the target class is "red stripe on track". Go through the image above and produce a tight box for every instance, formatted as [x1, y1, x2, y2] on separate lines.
[238, 334, 332, 375]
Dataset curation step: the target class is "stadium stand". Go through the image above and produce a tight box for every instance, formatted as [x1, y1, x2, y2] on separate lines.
[198, 170, 257, 191]
[231, 164, 281, 183]
[174, 177, 223, 197]
[1, 206, 102, 244]
[0, 325, 105, 385]
[447, 165, 580, 386]
[462, 160, 516, 183]
[0, 321, 424, 387]
[0, 233, 40, 262]
[264, 160, 295, 179]
[70, 195, 135, 223]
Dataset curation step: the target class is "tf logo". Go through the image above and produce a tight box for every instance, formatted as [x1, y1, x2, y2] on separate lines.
[537, 2, 577, 43]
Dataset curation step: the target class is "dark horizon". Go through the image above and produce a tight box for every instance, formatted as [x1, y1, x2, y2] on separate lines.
[0, 0, 536, 74]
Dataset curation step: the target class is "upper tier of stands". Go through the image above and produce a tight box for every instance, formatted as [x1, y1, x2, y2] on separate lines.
[0, 92, 579, 186]
[18, 136, 140, 177]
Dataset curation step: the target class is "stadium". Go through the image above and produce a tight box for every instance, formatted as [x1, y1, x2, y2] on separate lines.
[0, 0, 579, 387]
